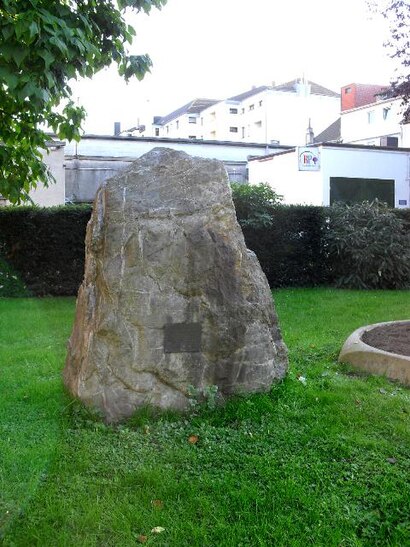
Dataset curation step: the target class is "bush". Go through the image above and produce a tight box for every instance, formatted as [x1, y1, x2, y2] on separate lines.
[231, 183, 282, 229]
[0, 205, 92, 296]
[325, 200, 410, 289]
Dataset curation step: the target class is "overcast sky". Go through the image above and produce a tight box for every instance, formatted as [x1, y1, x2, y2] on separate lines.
[70, 0, 398, 135]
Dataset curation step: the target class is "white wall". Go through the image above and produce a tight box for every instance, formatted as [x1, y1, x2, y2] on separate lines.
[321, 146, 410, 207]
[263, 89, 340, 146]
[402, 123, 410, 147]
[27, 144, 66, 206]
[201, 100, 242, 142]
[203, 87, 340, 146]
[159, 112, 203, 140]
[248, 150, 323, 205]
[341, 97, 403, 145]
[249, 145, 410, 208]
[64, 135, 287, 163]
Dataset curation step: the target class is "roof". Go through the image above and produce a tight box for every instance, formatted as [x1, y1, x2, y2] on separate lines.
[228, 85, 271, 102]
[273, 79, 340, 97]
[67, 133, 292, 150]
[228, 79, 340, 102]
[155, 98, 219, 126]
[314, 118, 341, 143]
[249, 141, 410, 161]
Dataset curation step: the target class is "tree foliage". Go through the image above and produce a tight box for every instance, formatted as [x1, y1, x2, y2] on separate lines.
[0, 0, 166, 202]
[372, 0, 410, 121]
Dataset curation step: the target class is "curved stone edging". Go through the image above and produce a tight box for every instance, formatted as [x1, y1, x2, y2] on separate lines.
[338, 320, 410, 386]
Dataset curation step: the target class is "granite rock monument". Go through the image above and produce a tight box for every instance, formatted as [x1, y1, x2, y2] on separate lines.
[64, 148, 287, 422]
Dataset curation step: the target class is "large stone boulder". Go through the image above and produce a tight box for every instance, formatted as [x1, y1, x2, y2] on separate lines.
[64, 148, 287, 422]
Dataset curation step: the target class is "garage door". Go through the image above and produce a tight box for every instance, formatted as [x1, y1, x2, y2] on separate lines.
[330, 177, 395, 207]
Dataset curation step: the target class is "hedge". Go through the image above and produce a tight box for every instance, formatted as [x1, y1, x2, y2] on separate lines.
[0, 203, 409, 297]
[0, 205, 92, 296]
[240, 205, 329, 288]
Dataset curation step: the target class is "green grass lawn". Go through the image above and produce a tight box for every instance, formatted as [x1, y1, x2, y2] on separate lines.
[0, 289, 409, 546]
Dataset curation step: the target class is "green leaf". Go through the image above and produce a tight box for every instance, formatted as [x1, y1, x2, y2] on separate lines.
[49, 36, 69, 55]
[1, 25, 14, 41]
[28, 20, 39, 39]
[0, 67, 18, 90]
[12, 47, 28, 67]
[38, 49, 55, 69]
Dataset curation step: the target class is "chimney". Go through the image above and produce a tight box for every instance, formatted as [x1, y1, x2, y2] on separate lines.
[114, 122, 121, 136]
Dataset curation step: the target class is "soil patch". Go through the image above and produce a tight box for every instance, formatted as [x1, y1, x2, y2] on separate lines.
[362, 322, 410, 357]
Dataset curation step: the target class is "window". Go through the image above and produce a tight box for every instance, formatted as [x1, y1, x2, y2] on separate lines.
[249, 104, 254, 111]
[383, 107, 390, 120]
[241, 108, 245, 114]
[166, 126, 169, 134]
[155, 128, 159, 136]
[259, 100, 263, 107]
[188, 116, 197, 124]
[345, 87, 352, 94]
[229, 127, 238, 133]
[201, 117, 203, 125]
[176, 120, 179, 129]
[189, 135, 197, 139]
[367, 111, 375, 124]
[229, 108, 238, 114]
[255, 121, 262, 128]
[241, 127, 245, 139]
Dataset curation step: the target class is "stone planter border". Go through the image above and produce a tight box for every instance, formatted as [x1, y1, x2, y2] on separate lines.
[338, 320, 410, 386]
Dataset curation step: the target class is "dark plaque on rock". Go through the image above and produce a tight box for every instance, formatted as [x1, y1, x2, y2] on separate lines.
[164, 322, 202, 353]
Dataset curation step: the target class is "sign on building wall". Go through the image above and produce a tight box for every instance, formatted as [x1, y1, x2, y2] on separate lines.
[298, 147, 321, 171]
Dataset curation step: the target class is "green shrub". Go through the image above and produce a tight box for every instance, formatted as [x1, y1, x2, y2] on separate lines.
[325, 200, 410, 289]
[231, 182, 283, 228]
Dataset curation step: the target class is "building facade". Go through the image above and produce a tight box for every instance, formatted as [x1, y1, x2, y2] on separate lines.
[341, 83, 388, 111]
[341, 95, 405, 147]
[151, 79, 340, 146]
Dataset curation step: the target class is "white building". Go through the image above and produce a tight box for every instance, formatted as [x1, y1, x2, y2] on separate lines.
[248, 143, 410, 208]
[0, 140, 66, 207]
[152, 98, 220, 140]
[341, 96, 405, 147]
[152, 79, 340, 146]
